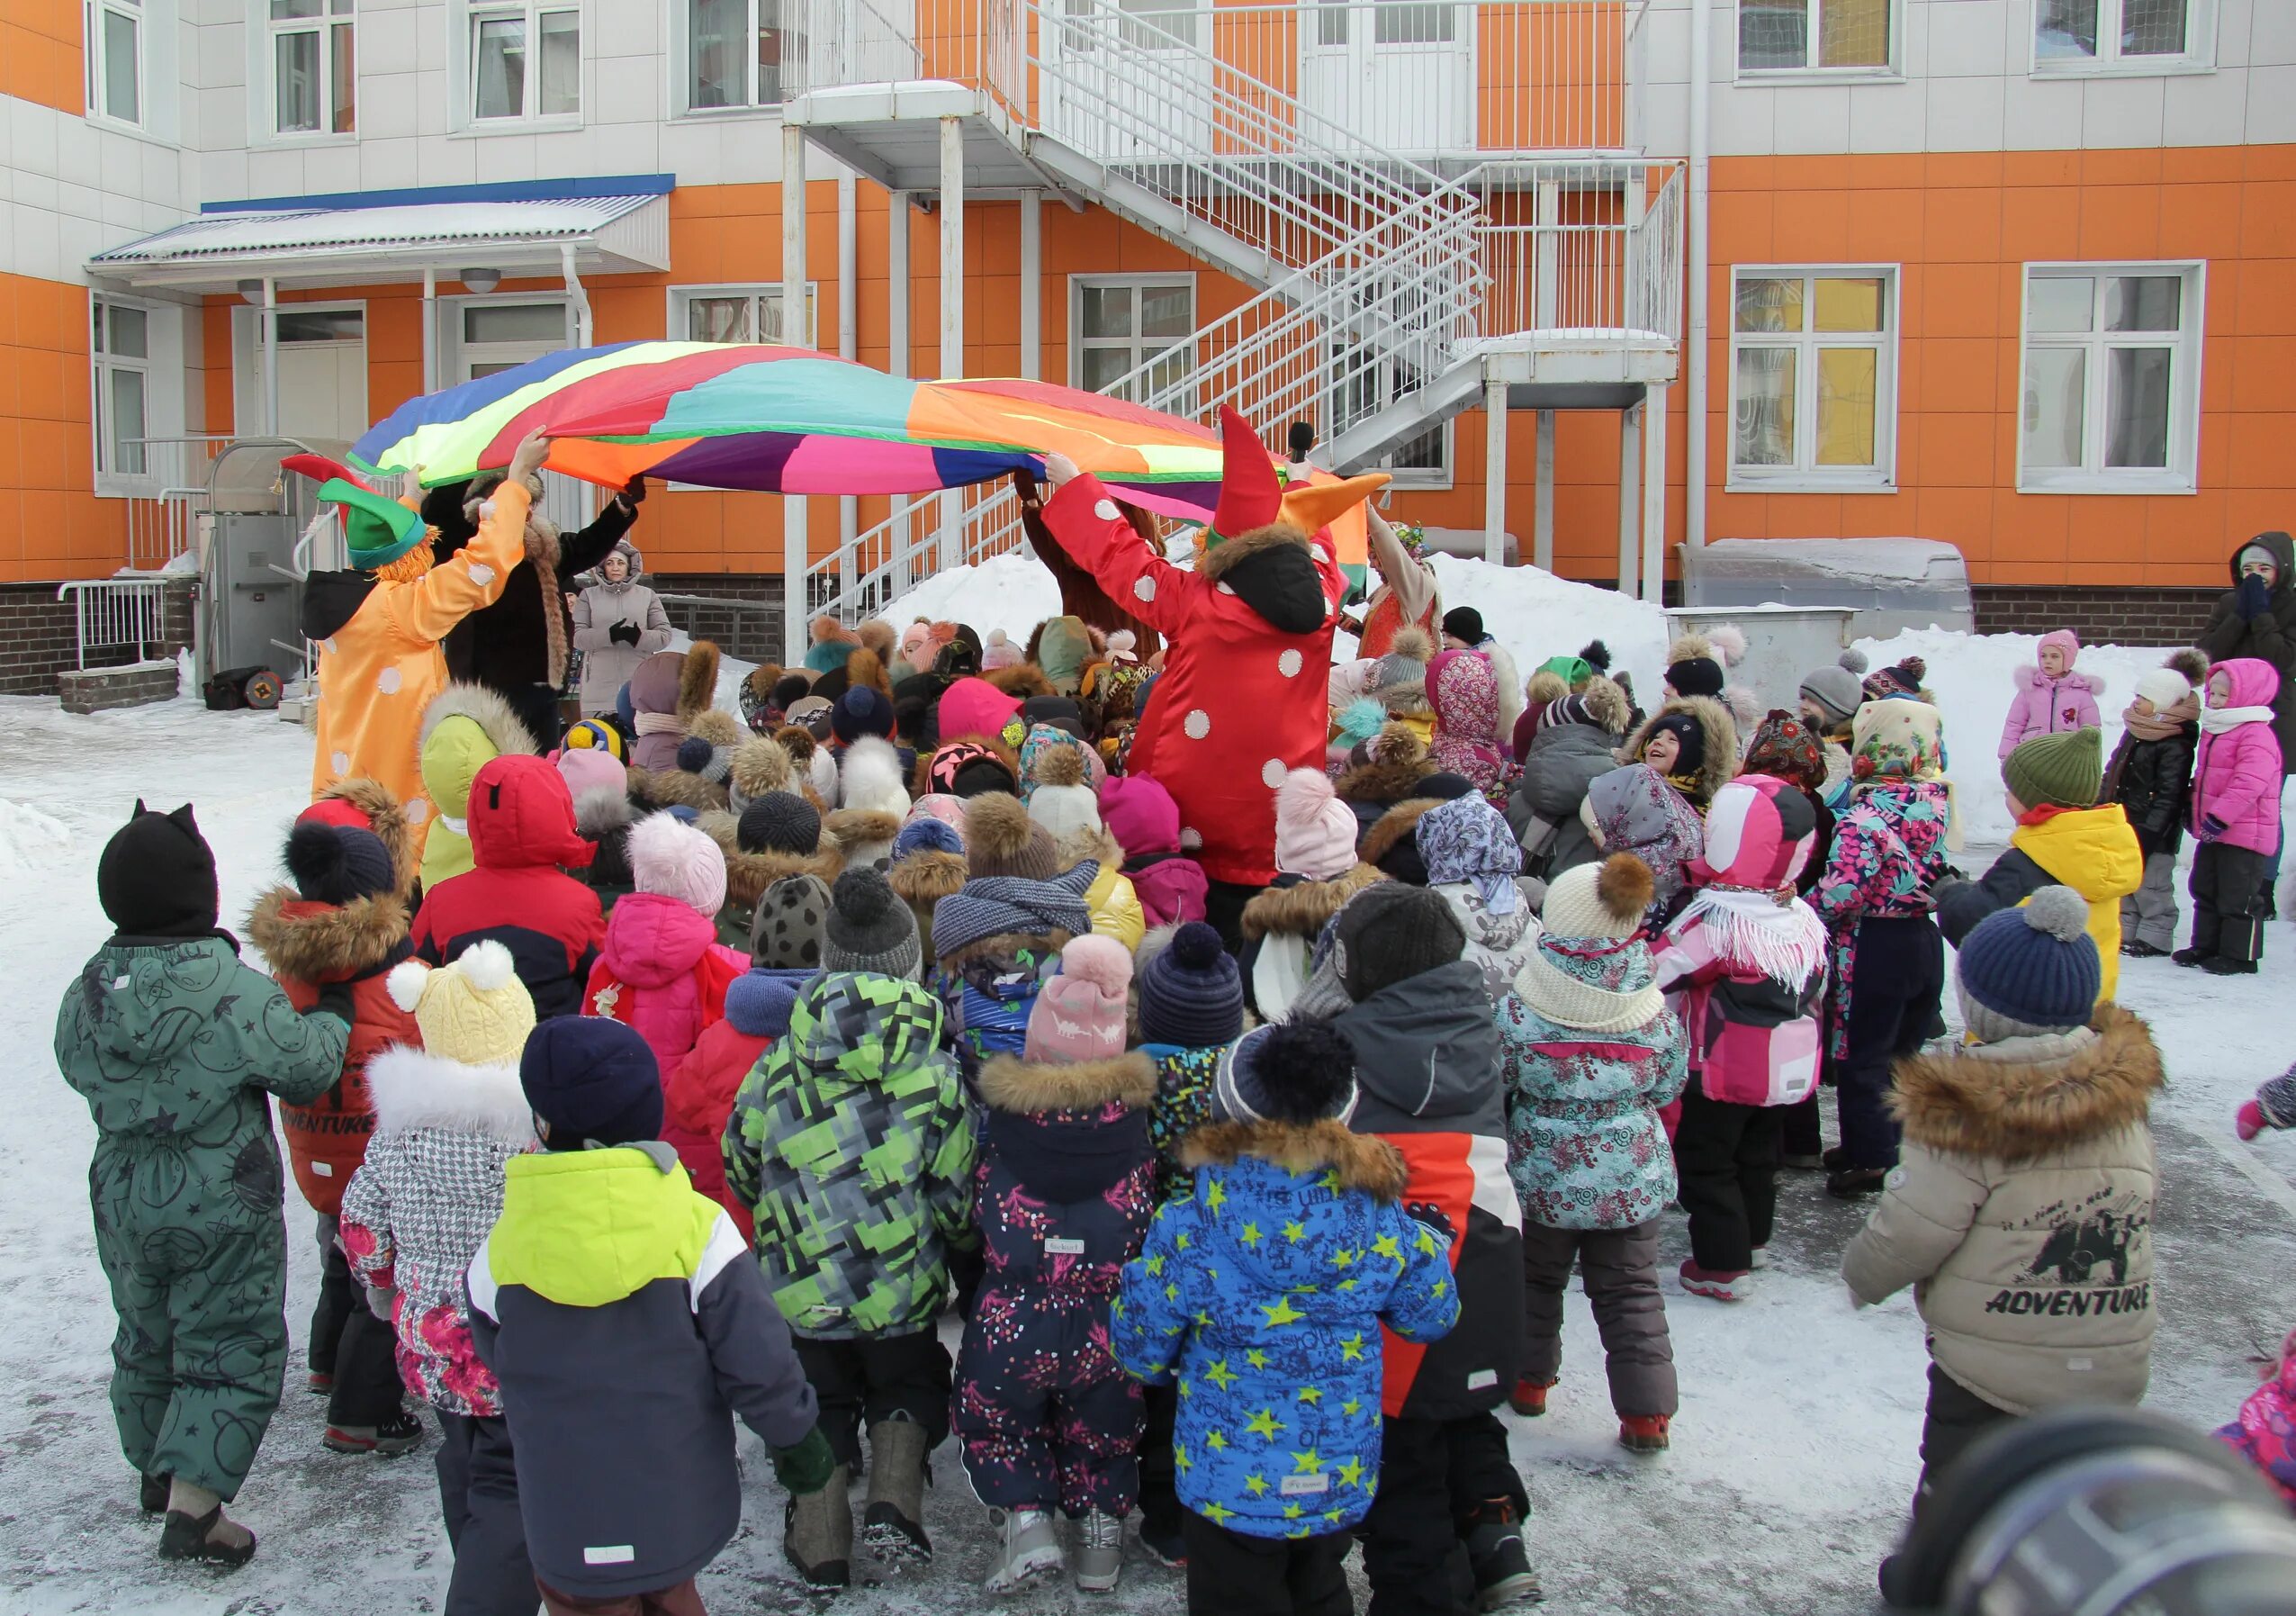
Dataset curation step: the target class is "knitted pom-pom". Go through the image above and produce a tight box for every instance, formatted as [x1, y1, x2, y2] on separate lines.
[1059, 933, 1135, 998]
[284, 820, 349, 893]
[1370, 720, 1430, 766]
[987, 628, 1011, 650]
[965, 790, 1035, 864]
[1389, 625, 1436, 665]
[1277, 766, 1337, 826]
[2023, 885, 2091, 943]
[1706, 624, 1748, 666]
[730, 736, 792, 799]
[689, 709, 746, 749]
[1580, 639, 1611, 671]
[1838, 647, 1869, 675]
[676, 736, 715, 774]
[1594, 852, 1655, 924]
[1166, 920, 1226, 972]
[774, 725, 818, 765]
[1666, 632, 1711, 664]
[1253, 1020, 1357, 1124]
[1032, 742, 1087, 790]
[830, 865, 902, 928]
[1898, 655, 1928, 683]
[2166, 647, 2210, 686]
[455, 938, 518, 992]
[1333, 697, 1388, 748]
[385, 958, 430, 1013]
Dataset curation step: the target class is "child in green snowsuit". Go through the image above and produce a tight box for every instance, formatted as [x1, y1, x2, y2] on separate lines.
[55, 803, 351, 1567]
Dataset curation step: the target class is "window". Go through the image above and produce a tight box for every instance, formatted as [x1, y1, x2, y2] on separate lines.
[86, 0, 143, 124]
[669, 284, 819, 348]
[1730, 269, 1895, 487]
[2019, 264, 2202, 492]
[686, 0, 803, 109]
[470, 2, 579, 122]
[1737, 0, 1894, 73]
[92, 297, 151, 482]
[1067, 0, 1202, 53]
[1334, 343, 1451, 486]
[268, 0, 355, 136]
[2034, 0, 2209, 73]
[1070, 277, 1194, 406]
[1315, 0, 1453, 48]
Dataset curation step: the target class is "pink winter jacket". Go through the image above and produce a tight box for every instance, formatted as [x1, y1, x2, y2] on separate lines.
[1998, 666, 2104, 757]
[580, 891, 749, 1071]
[2190, 658, 2286, 854]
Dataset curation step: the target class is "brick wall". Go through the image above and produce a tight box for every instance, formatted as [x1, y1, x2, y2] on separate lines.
[0, 579, 196, 697]
[649, 573, 787, 665]
[1970, 586, 2220, 646]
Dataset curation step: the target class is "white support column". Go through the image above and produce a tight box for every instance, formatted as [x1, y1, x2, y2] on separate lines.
[1641, 384, 1670, 605]
[838, 173, 859, 567]
[1019, 189, 1042, 381]
[1534, 409, 1556, 573]
[1617, 402, 1642, 598]
[261, 275, 279, 435]
[887, 191, 911, 593]
[938, 116, 966, 572]
[420, 266, 437, 393]
[782, 123, 812, 664]
[1481, 375, 1507, 566]
[1534, 179, 1561, 331]
[1687, 0, 1713, 553]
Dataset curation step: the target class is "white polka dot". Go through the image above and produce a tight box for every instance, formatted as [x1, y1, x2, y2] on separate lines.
[329, 751, 350, 777]
[1184, 709, 1211, 739]
[376, 665, 402, 695]
[467, 563, 496, 586]
[1217, 582, 1237, 596]
[1094, 499, 1121, 521]
[406, 797, 430, 824]
[1133, 575, 1156, 603]
[1278, 648, 1303, 678]
[1179, 826, 1202, 851]
[1262, 758, 1287, 788]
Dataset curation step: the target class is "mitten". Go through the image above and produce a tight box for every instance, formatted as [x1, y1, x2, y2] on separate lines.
[2237, 572, 2273, 620]
[2200, 814, 2228, 843]
[609, 619, 642, 646]
[771, 1426, 837, 1495]
[619, 474, 648, 507]
[1403, 1201, 1456, 1249]
[2237, 1099, 2266, 1142]
[313, 980, 356, 1030]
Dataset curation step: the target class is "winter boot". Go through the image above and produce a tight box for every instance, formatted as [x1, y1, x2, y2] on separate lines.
[158, 1480, 256, 1567]
[1824, 1165, 1889, 1199]
[1617, 1414, 1670, 1453]
[861, 1415, 932, 1566]
[2121, 940, 2167, 959]
[1820, 1145, 1853, 1172]
[985, 1507, 1064, 1593]
[2172, 946, 2208, 967]
[1136, 1513, 1186, 1568]
[305, 1370, 334, 1395]
[1778, 1151, 1824, 1170]
[1074, 1508, 1125, 1593]
[1679, 1261, 1751, 1302]
[1508, 1377, 1553, 1417]
[2202, 954, 2260, 975]
[783, 1462, 852, 1590]
[139, 1472, 170, 1516]
[323, 1406, 424, 1457]
[1464, 1498, 1543, 1610]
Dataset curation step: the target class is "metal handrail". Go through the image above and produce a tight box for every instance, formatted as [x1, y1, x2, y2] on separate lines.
[57, 578, 169, 671]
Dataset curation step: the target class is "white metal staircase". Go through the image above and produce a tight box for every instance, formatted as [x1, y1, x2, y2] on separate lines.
[790, 0, 1683, 621]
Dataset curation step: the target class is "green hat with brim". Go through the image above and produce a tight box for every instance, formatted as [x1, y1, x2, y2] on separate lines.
[318, 478, 428, 571]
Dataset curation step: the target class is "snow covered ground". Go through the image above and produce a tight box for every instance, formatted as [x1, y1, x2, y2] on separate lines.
[2, 672, 2292, 1616]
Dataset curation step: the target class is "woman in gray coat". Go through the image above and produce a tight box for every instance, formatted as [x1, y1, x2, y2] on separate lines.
[572, 541, 672, 716]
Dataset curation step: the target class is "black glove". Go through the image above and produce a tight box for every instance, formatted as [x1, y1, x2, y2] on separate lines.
[313, 980, 356, 1030]
[609, 619, 641, 646]
[617, 474, 647, 509]
[1403, 1201, 1455, 1249]
[2237, 572, 2273, 620]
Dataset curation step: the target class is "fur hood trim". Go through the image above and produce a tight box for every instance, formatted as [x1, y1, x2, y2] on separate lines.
[2014, 664, 2104, 694]
[986, 664, 1058, 700]
[1200, 520, 1311, 589]
[888, 848, 969, 908]
[939, 927, 1078, 972]
[313, 777, 418, 895]
[419, 681, 537, 760]
[1890, 1005, 2163, 1163]
[1240, 862, 1387, 941]
[573, 785, 635, 837]
[626, 763, 731, 813]
[678, 641, 721, 723]
[1180, 1118, 1408, 1201]
[1361, 798, 1439, 869]
[365, 1045, 537, 1149]
[1624, 695, 1739, 801]
[824, 808, 904, 858]
[245, 886, 410, 981]
[698, 810, 842, 906]
[1335, 752, 1436, 805]
[978, 1050, 1157, 1114]
[1056, 824, 1126, 876]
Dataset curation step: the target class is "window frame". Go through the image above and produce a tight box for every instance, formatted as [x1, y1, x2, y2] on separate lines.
[263, 0, 356, 140]
[85, 0, 145, 129]
[1067, 273, 1198, 412]
[90, 293, 158, 494]
[666, 283, 821, 349]
[675, 0, 804, 117]
[1725, 264, 1900, 493]
[2015, 260, 2205, 496]
[2030, 0, 2215, 78]
[1733, 0, 1904, 82]
[464, 0, 583, 127]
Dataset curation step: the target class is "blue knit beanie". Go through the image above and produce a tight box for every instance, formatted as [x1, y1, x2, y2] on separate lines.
[520, 1016, 664, 1148]
[1139, 921, 1245, 1049]
[1954, 887, 2101, 1042]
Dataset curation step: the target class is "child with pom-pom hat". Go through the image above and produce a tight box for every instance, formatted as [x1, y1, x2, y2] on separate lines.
[1496, 853, 1688, 1452]
[954, 934, 1158, 1594]
[581, 811, 751, 1071]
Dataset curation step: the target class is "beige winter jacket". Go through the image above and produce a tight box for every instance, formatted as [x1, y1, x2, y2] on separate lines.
[1841, 1005, 2162, 1416]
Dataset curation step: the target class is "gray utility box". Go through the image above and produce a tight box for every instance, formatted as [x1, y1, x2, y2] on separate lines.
[1681, 537, 1974, 638]
[207, 512, 304, 673]
[1668, 605, 1859, 718]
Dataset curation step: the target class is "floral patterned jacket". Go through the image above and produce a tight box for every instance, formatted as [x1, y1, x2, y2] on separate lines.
[338, 1045, 536, 1416]
[1810, 777, 1951, 1061]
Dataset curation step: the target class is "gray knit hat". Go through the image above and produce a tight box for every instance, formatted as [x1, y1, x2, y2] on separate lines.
[751, 871, 832, 971]
[1331, 882, 1465, 1002]
[1799, 650, 1868, 728]
[738, 790, 822, 856]
[823, 866, 923, 980]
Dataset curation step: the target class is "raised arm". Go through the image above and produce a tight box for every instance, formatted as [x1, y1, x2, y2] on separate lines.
[1036, 459, 1199, 637]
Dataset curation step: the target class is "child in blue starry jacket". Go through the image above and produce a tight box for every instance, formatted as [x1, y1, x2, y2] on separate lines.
[1112, 1018, 1458, 1616]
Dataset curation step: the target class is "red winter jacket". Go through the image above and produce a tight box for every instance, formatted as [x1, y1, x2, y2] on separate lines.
[665, 1020, 771, 1239]
[246, 887, 423, 1215]
[413, 753, 605, 1019]
[583, 893, 750, 1074]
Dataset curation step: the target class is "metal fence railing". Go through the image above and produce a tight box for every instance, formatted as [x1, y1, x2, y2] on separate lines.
[58, 578, 171, 670]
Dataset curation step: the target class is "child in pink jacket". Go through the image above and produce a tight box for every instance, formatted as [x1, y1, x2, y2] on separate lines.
[581, 812, 752, 1069]
[2179, 656, 2284, 974]
[1998, 630, 2104, 758]
[1652, 774, 1827, 1302]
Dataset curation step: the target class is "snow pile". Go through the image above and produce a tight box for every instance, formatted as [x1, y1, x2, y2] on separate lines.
[0, 799, 70, 876]
[876, 552, 1063, 644]
[1427, 555, 1671, 700]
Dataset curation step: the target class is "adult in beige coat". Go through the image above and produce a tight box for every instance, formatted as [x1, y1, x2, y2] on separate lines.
[1843, 888, 2162, 1516]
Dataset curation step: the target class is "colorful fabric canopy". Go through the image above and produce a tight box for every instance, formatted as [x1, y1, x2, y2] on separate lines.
[348, 341, 1244, 520]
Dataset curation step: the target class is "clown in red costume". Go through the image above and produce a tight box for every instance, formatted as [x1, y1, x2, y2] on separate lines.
[1040, 408, 1386, 890]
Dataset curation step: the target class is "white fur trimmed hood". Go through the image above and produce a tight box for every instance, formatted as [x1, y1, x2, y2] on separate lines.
[365, 1044, 537, 1149]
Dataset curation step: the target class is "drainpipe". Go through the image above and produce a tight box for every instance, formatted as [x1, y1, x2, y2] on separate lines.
[420, 266, 437, 392]
[261, 275, 279, 436]
[1684, 0, 1712, 556]
[560, 244, 590, 348]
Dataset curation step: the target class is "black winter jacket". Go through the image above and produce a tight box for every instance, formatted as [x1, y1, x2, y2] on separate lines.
[423, 481, 636, 694]
[2102, 724, 2197, 858]
[2196, 530, 2296, 776]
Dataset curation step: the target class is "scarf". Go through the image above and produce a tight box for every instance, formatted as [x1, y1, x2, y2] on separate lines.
[2120, 695, 2196, 742]
[1672, 885, 1827, 989]
[1512, 941, 1665, 1032]
[525, 520, 566, 687]
[634, 711, 686, 737]
[2200, 703, 2275, 735]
